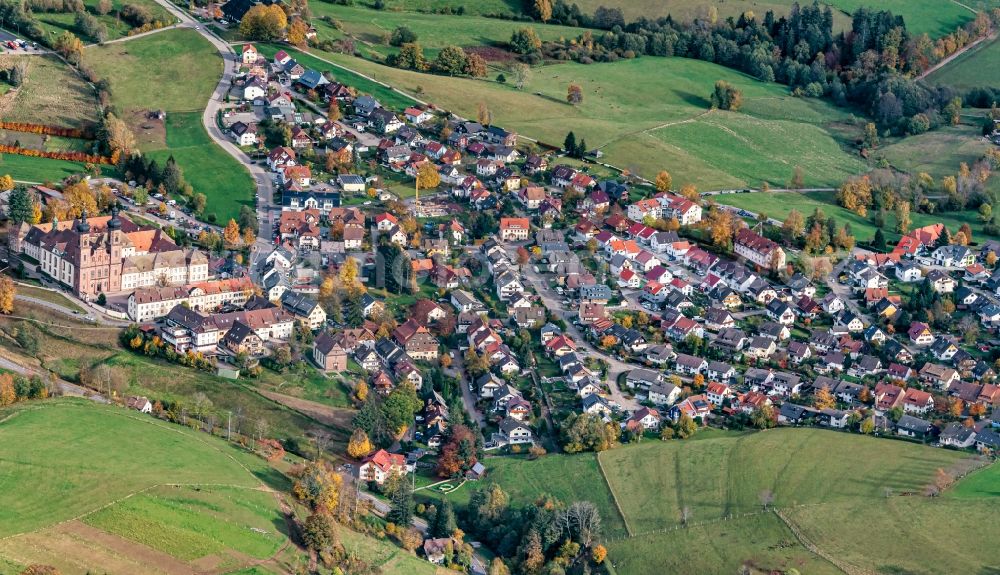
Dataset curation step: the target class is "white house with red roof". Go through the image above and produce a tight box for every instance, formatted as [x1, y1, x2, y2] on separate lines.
[375, 212, 398, 232]
[404, 107, 433, 124]
[358, 449, 409, 485]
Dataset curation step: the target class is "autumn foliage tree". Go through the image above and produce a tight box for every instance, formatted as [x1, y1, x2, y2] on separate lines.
[292, 460, 343, 513]
[0, 276, 16, 315]
[655, 170, 672, 192]
[415, 162, 441, 190]
[567, 83, 583, 105]
[347, 428, 373, 459]
[436, 424, 479, 477]
[223, 218, 242, 249]
[240, 4, 287, 40]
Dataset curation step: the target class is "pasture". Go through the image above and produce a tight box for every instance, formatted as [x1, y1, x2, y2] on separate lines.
[85, 29, 253, 221]
[302, 49, 865, 188]
[0, 55, 100, 130]
[597, 428, 965, 534]
[0, 400, 273, 538]
[927, 35, 1000, 90]
[607, 513, 841, 575]
[714, 189, 996, 242]
[568, 0, 977, 37]
[145, 112, 254, 222]
[83, 28, 220, 113]
[783, 497, 1000, 574]
[462, 428, 989, 574]
[311, 4, 584, 59]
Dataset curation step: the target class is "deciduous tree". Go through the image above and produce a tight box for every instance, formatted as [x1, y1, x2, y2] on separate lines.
[655, 170, 672, 192]
[347, 428, 373, 459]
[223, 218, 241, 248]
[567, 83, 583, 105]
[239, 4, 287, 41]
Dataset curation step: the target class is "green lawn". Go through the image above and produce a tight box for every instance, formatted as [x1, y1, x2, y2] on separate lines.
[715, 190, 997, 243]
[0, 399, 273, 538]
[598, 428, 965, 535]
[927, 35, 1000, 90]
[946, 460, 1000, 498]
[84, 485, 285, 565]
[306, 49, 865, 188]
[0, 153, 115, 183]
[607, 512, 842, 575]
[83, 28, 221, 113]
[783, 497, 1000, 575]
[85, 29, 253, 221]
[145, 112, 254, 222]
[34, 0, 174, 43]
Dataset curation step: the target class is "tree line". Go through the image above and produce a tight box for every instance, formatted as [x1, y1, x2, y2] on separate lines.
[509, 1, 1000, 136]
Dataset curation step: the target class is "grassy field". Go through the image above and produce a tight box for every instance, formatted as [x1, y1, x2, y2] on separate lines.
[607, 512, 842, 575]
[84, 28, 220, 113]
[0, 399, 274, 538]
[569, 0, 977, 37]
[145, 112, 254, 222]
[430, 453, 630, 537]
[15, 283, 86, 313]
[783, 497, 1000, 575]
[0, 54, 101, 130]
[0, 153, 115, 183]
[879, 121, 996, 181]
[597, 428, 965, 534]
[84, 485, 284, 566]
[715, 189, 996, 242]
[311, 4, 585, 59]
[460, 429, 986, 574]
[34, 0, 174, 43]
[85, 28, 253, 221]
[927, 35, 1000, 90]
[305, 49, 866, 188]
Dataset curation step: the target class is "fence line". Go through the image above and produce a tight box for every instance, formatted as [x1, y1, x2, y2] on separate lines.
[595, 451, 634, 537]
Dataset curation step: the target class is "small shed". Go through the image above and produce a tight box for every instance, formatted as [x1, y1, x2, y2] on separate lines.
[466, 461, 486, 480]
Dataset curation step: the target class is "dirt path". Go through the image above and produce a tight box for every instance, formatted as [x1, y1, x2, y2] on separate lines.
[259, 389, 354, 430]
[918, 31, 997, 80]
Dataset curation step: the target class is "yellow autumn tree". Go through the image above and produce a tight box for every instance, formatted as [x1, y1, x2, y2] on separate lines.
[0, 174, 14, 192]
[347, 428, 373, 459]
[416, 162, 440, 190]
[0, 372, 16, 406]
[655, 170, 672, 193]
[223, 218, 241, 248]
[0, 276, 16, 315]
[63, 182, 97, 218]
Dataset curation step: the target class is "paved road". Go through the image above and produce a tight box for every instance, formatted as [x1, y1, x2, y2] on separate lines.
[513, 247, 639, 410]
[359, 490, 487, 575]
[446, 349, 486, 429]
[149, 0, 276, 241]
